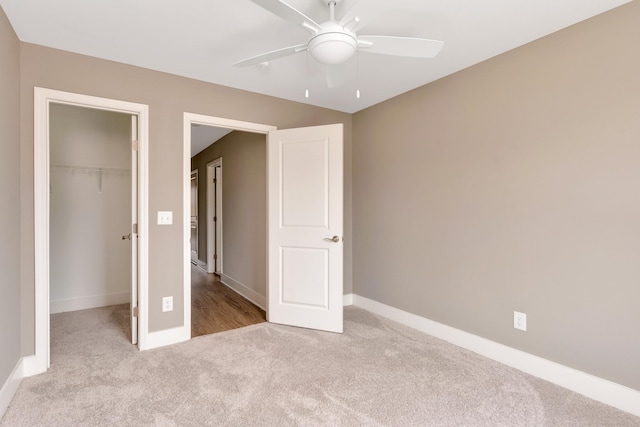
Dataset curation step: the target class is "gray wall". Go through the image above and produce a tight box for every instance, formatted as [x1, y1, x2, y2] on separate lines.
[353, 1, 640, 391]
[192, 131, 267, 299]
[0, 7, 21, 386]
[19, 42, 352, 351]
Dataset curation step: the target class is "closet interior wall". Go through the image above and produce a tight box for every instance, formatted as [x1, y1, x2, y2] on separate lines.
[49, 103, 132, 313]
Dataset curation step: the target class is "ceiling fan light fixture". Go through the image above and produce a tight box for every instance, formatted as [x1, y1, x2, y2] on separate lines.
[308, 32, 357, 65]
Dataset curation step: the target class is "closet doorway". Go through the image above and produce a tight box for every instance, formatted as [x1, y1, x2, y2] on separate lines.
[49, 104, 134, 339]
[32, 88, 149, 375]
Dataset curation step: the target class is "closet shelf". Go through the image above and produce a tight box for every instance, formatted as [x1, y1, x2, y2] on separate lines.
[50, 163, 130, 193]
[51, 163, 131, 175]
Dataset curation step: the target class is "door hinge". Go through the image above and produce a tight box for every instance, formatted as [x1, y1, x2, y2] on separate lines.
[213, 178, 217, 184]
[133, 223, 138, 234]
[214, 254, 217, 260]
[133, 306, 138, 317]
[132, 139, 139, 151]
[213, 216, 217, 222]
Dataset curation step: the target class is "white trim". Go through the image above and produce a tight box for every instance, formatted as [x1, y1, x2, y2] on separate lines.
[0, 358, 24, 419]
[343, 293, 354, 306]
[50, 292, 131, 314]
[220, 274, 266, 310]
[34, 87, 150, 368]
[186, 113, 276, 134]
[183, 112, 277, 342]
[144, 326, 192, 350]
[181, 116, 194, 345]
[195, 259, 208, 273]
[20, 356, 39, 378]
[352, 294, 640, 418]
[130, 114, 139, 346]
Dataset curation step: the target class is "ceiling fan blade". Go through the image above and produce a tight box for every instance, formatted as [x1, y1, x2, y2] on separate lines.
[325, 63, 348, 89]
[357, 36, 444, 58]
[249, 0, 321, 34]
[233, 44, 308, 67]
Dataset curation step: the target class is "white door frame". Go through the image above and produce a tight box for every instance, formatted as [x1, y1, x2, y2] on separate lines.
[28, 87, 149, 376]
[206, 158, 222, 274]
[183, 113, 276, 327]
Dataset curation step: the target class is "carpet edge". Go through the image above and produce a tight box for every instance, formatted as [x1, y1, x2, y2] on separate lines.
[352, 294, 640, 418]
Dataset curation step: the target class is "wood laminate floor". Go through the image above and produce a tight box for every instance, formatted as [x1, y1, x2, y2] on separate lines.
[191, 264, 266, 337]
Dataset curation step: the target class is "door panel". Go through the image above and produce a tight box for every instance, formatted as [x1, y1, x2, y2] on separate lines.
[281, 247, 328, 308]
[281, 139, 328, 227]
[268, 124, 343, 333]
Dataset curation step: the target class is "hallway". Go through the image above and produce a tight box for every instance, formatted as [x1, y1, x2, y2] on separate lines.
[191, 264, 266, 337]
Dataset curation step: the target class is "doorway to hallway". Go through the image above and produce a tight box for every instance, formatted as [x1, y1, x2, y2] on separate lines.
[189, 124, 267, 337]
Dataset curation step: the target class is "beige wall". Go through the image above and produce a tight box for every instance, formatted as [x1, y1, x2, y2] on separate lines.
[19, 42, 352, 352]
[353, 2, 640, 391]
[0, 7, 21, 386]
[192, 131, 267, 298]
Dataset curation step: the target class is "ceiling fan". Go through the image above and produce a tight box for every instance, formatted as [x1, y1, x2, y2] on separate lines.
[234, 0, 444, 87]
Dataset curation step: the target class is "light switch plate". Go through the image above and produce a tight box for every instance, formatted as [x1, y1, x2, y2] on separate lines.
[158, 211, 172, 225]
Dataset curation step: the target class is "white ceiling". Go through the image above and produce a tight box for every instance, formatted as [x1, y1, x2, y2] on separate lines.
[191, 125, 232, 157]
[1, 0, 630, 113]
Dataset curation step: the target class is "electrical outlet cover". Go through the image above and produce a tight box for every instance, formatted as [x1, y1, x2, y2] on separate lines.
[514, 311, 527, 331]
[158, 211, 173, 225]
[162, 296, 173, 312]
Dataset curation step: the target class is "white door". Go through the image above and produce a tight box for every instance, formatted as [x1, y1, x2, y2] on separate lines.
[130, 115, 139, 345]
[267, 124, 343, 333]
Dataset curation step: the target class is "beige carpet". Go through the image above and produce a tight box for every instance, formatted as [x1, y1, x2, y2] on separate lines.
[2, 305, 638, 426]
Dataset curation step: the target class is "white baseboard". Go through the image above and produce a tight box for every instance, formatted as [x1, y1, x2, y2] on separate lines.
[0, 357, 25, 419]
[21, 355, 44, 378]
[343, 293, 354, 306]
[193, 259, 208, 274]
[142, 326, 190, 351]
[220, 274, 266, 310]
[352, 294, 640, 418]
[50, 291, 130, 314]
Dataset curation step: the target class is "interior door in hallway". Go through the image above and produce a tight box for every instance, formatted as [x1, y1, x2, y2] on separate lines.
[190, 170, 198, 263]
